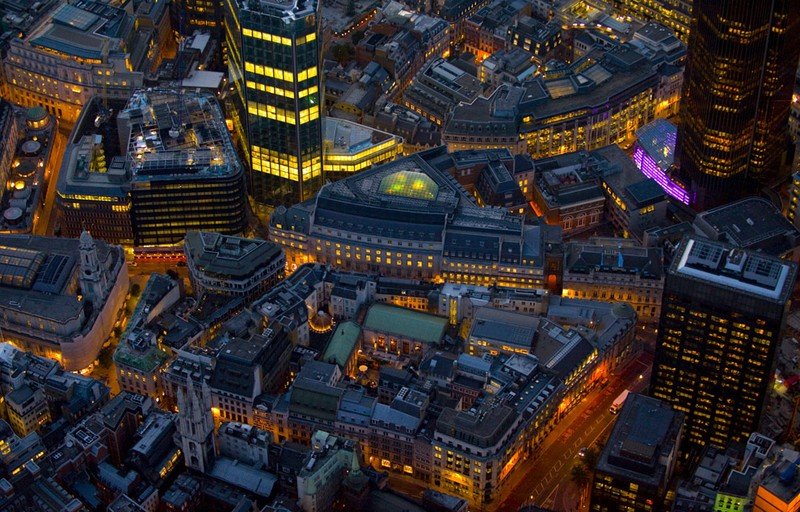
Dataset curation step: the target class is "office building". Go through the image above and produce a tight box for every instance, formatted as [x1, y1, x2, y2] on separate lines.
[678, 1, 800, 209]
[0, 232, 128, 370]
[616, 0, 692, 42]
[403, 58, 483, 126]
[692, 197, 800, 261]
[269, 147, 562, 290]
[322, 117, 403, 180]
[590, 393, 683, 512]
[650, 237, 797, 454]
[225, 0, 323, 208]
[5, 385, 50, 436]
[113, 274, 180, 400]
[754, 448, 800, 512]
[0, 105, 63, 234]
[0, 0, 164, 125]
[633, 119, 689, 205]
[444, 41, 683, 157]
[184, 231, 285, 302]
[57, 90, 247, 248]
[562, 241, 664, 323]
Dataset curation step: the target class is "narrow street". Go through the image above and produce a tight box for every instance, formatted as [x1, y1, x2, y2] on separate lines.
[499, 351, 654, 511]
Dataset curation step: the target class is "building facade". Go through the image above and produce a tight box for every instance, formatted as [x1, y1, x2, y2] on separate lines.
[269, 147, 562, 290]
[678, 0, 800, 209]
[590, 393, 683, 512]
[57, 91, 247, 248]
[650, 237, 797, 455]
[225, 0, 323, 208]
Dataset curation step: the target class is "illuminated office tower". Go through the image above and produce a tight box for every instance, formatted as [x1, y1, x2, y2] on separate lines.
[678, 0, 800, 209]
[225, 0, 323, 209]
[650, 236, 797, 457]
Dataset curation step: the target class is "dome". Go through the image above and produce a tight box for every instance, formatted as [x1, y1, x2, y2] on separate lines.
[612, 302, 636, 320]
[25, 106, 47, 123]
[79, 230, 94, 246]
[378, 170, 438, 200]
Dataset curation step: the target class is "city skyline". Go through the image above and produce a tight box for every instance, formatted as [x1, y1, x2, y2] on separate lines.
[1, 0, 800, 510]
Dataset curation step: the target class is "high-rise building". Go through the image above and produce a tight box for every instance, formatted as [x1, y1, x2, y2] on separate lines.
[225, 0, 323, 209]
[650, 236, 797, 456]
[678, 1, 800, 209]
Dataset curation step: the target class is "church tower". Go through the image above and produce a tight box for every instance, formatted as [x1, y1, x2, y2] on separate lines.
[79, 230, 108, 303]
[176, 379, 216, 473]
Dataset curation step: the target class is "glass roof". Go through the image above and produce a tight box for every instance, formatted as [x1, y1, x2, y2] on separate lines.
[378, 170, 438, 200]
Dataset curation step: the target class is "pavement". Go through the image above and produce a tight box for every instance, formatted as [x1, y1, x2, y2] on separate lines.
[37, 126, 70, 236]
[498, 351, 654, 511]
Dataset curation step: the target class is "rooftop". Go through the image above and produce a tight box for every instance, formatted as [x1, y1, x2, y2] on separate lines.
[469, 307, 539, 349]
[184, 231, 283, 279]
[363, 303, 447, 345]
[693, 197, 800, 257]
[596, 393, 683, 487]
[120, 89, 241, 182]
[672, 237, 797, 302]
[322, 321, 361, 369]
[0, 233, 121, 325]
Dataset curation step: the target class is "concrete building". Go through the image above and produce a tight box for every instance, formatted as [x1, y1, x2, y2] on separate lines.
[0, 232, 128, 370]
[562, 241, 664, 323]
[403, 58, 483, 125]
[651, 237, 797, 454]
[296, 430, 362, 512]
[184, 232, 285, 302]
[443, 41, 683, 157]
[5, 384, 50, 436]
[269, 147, 562, 290]
[693, 197, 800, 262]
[478, 48, 536, 92]
[466, 306, 538, 356]
[590, 393, 683, 512]
[322, 117, 403, 180]
[217, 421, 271, 467]
[0, 0, 151, 124]
[615, 0, 692, 42]
[113, 274, 179, 400]
[361, 304, 447, 364]
[57, 90, 247, 248]
[0, 105, 63, 235]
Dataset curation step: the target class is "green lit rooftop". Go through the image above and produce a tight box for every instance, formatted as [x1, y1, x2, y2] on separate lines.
[378, 170, 438, 200]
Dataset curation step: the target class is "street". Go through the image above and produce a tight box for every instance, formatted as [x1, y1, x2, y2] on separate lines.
[498, 351, 654, 511]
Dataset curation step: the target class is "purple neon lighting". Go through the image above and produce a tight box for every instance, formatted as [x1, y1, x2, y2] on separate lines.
[633, 145, 690, 205]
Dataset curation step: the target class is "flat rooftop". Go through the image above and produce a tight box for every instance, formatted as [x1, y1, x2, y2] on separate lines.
[694, 197, 800, 256]
[184, 231, 283, 279]
[672, 237, 797, 302]
[469, 307, 539, 348]
[120, 89, 241, 181]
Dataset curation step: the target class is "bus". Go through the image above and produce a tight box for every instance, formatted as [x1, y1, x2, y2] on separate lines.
[609, 389, 630, 414]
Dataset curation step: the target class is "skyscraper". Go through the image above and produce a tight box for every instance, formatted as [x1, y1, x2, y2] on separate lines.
[225, 0, 323, 209]
[678, 0, 800, 209]
[650, 236, 796, 457]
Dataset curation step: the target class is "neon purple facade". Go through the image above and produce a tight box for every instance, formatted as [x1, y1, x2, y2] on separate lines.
[633, 120, 690, 205]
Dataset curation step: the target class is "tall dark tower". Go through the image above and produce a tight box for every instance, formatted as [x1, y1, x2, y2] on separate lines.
[225, 0, 323, 212]
[678, 0, 800, 209]
[650, 236, 796, 458]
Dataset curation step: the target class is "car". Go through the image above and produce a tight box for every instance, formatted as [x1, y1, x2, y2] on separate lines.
[578, 447, 588, 458]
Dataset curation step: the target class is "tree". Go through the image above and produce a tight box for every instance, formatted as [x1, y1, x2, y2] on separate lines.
[582, 447, 600, 470]
[570, 464, 590, 488]
[98, 346, 114, 368]
[346, 0, 355, 16]
[130, 283, 141, 297]
[166, 269, 179, 280]
[332, 43, 354, 65]
[351, 30, 366, 45]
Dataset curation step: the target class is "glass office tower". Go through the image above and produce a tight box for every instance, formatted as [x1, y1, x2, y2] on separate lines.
[650, 237, 797, 458]
[678, 0, 800, 209]
[225, 0, 323, 209]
